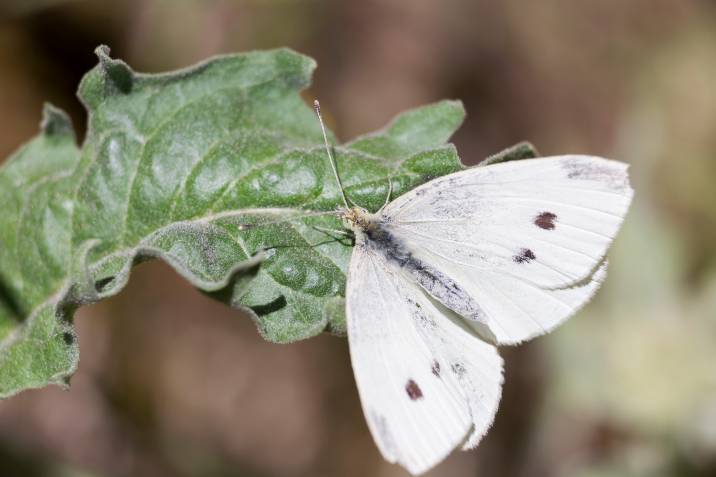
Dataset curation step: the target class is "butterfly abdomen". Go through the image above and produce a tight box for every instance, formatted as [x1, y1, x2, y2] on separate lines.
[364, 225, 490, 331]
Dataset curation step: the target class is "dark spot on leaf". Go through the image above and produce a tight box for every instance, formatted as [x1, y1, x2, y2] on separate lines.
[513, 248, 536, 264]
[534, 211, 557, 230]
[405, 379, 423, 400]
[62, 332, 74, 345]
[431, 360, 441, 377]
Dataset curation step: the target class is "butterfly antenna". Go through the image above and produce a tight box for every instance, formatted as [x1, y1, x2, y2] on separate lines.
[378, 176, 394, 213]
[314, 100, 351, 209]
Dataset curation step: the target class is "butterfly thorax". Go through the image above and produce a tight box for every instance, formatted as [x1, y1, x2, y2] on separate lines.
[340, 207, 380, 234]
[342, 207, 413, 268]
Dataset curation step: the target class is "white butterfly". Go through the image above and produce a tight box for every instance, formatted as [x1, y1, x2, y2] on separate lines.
[285, 102, 633, 474]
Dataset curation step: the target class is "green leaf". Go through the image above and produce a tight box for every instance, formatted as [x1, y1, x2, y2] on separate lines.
[0, 104, 80, 397]
[0, 47, 468, 397]
[478, 141, 539, 166]
[347, 100, 466, 160]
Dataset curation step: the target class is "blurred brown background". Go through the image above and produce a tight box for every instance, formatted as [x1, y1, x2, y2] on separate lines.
[1, 1, 716, 476]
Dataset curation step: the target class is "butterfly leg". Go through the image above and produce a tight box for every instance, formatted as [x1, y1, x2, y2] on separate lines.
[310, 225, 355, 246]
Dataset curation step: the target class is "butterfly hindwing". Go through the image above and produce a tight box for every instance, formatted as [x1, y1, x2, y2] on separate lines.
[346, 240, 503, 474]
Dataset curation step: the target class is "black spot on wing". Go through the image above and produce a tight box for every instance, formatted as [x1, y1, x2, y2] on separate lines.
[451, 362, 467, 378]
[405, 379, 423, 400]
[431, 360, 441, 377]
[513, 248, 536, 264]
[534, 211, 557, 230]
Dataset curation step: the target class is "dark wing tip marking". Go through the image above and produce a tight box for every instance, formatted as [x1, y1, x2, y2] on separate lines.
[534, 211, 557, 230]
[513, 248, 536, 263]
[405, 379, 423, 400]
[563, 157, 629, 192]
[431, 360, 441, 377]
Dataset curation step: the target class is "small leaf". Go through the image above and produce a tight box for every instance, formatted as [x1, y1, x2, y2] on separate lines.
[478, 141, 540, 166]
[347, 100, 466, 160]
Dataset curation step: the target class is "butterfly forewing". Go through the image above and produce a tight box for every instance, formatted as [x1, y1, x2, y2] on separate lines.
[379, 155, 632, 344]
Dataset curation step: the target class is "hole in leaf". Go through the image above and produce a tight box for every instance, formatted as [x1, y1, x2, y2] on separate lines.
[250, 295, 288, 316]
[94, 277, 115, 292]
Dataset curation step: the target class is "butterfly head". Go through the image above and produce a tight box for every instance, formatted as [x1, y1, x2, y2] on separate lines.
[340, 206, 378, 233]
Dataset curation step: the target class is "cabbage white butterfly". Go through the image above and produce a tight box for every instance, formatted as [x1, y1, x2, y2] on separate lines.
[254, 101, 633, 474]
